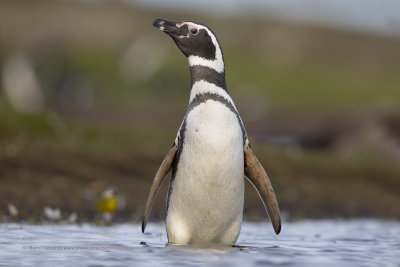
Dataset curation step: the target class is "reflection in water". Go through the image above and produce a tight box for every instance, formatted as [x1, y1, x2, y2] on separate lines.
[168, 242, 240, 254]
[0, 220, 399, 266]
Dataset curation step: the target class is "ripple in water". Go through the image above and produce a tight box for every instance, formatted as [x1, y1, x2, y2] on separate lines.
[1, 220, 399, 266]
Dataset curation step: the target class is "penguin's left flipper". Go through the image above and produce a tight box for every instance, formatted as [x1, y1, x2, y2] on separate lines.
[142, 137, 179, 233]
[244, 138, 281, 235]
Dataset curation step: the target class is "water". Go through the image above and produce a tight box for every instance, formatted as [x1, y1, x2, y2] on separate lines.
[1, 220, 399, 266]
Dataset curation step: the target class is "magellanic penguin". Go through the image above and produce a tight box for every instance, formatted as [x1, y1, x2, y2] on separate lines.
[142, 19, 281, 245]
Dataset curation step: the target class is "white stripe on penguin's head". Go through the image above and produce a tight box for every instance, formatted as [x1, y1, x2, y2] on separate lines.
[153, 19, 225, 73]
[183, 22, 224, 73]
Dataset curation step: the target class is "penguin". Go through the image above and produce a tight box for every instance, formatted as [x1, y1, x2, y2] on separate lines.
[142, 19, 281, 245]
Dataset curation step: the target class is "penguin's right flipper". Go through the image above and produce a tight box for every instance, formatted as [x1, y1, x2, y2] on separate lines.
[142, 137, 179, 233]
[244, 138, 281, 235]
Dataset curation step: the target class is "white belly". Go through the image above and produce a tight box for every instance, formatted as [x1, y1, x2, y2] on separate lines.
[166, 100, 244, 245]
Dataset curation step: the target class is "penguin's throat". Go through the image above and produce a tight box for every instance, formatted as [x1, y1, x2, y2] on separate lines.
[187, 49, 225, 74]
[189, 65, 227, 91]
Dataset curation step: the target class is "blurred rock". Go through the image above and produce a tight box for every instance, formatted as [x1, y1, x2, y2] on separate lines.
[1, 53, 45, 113]
[120, 34, 168, 83]
[8, 203, 18, 217]
[101, 212, 113, 223]
[68, 212, 78, 224]
[43, 207, 61, 221]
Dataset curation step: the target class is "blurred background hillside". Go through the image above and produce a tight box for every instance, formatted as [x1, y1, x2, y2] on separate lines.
[0, 0, 399, 223]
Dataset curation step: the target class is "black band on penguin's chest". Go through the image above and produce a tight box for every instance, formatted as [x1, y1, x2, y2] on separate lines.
[187, 93, 246, 140]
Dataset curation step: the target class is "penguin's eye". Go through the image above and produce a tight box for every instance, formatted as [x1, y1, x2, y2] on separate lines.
[190, 28, 198, 35]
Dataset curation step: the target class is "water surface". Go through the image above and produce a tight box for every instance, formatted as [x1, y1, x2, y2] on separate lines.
[1, 220, 399, 266]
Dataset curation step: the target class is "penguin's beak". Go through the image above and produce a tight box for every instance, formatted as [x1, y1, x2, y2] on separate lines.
[153, 19, 180, 36]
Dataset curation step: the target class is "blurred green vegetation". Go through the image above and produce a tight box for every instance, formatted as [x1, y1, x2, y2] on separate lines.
[0, 0, 399, 223]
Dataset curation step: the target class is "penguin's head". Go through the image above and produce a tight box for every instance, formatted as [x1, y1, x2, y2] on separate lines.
[153, 19, 224, 73]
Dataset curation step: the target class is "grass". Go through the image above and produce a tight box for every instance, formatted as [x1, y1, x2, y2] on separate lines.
[226, 49, 400, 113]
[1, 102, 399, 222]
